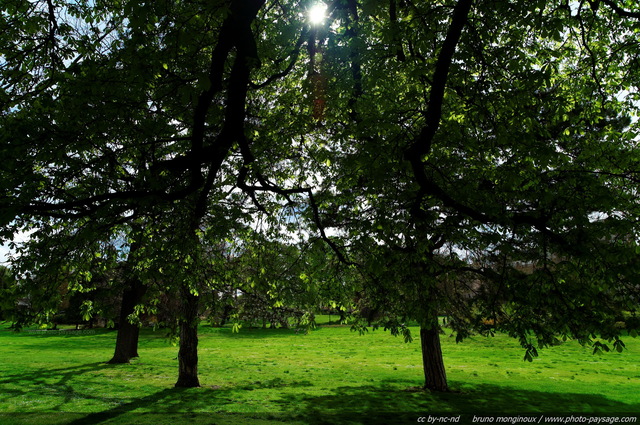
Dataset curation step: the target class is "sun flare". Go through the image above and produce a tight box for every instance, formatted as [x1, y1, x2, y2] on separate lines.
[309, 3, 327, 25]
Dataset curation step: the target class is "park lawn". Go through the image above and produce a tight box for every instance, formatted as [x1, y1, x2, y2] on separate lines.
[0, 318, 638, 425]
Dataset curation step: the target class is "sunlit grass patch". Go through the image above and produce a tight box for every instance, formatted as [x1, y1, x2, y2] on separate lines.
[0, 319, 638, 424]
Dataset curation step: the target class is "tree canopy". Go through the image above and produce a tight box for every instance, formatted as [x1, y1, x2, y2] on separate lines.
[2, 0, 640, 391]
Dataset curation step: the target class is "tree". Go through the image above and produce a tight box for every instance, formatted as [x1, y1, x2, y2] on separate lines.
[1, 0, 275, 387]
[288, 0, 640, 391]
[0, 264, 17, 321]
[108, 236, 148, 364]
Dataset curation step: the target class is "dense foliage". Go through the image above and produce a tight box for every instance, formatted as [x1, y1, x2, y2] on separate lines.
[2, 0, 640, 390]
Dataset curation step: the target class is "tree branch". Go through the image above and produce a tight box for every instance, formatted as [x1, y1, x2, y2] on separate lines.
[404, 0, 474, 160]
[193, 0, 265, 221]
[601, 0, 640, 18]
[251, 26, 309, 89]
[399, 0, 578, 252]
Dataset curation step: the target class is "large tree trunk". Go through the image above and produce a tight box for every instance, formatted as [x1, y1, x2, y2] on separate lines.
[420, 323, 448, 391]
[175, 288, 200, 388]
[108, 278, 147, 364]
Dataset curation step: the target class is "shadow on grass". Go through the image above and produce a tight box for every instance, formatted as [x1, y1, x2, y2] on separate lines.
[0, 362, 134, 413]
[277, 383, 640, 424]
[1, 374, 638, 425]
[0, 362, 110, 389]
[0, 386, 308, 425]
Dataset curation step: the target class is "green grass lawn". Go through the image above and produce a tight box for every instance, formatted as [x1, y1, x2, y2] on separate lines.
[0, 317, 638, 425]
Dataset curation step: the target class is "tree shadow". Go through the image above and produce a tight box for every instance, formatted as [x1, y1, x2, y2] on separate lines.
[0, 362, 129, 412]
[1, 362, 638, 425]
[34, 385, 308, 425]
[276, 383, 640, 424]
[0, 361, 309, 425]
[0, 362, 108, 384]
[236, 378, 315, 391]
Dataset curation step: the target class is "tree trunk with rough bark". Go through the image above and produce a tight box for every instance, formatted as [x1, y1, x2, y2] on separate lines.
[108, 278, 147, 364]
[420, 323, 448, 391]
[175, 288, 200, 387]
